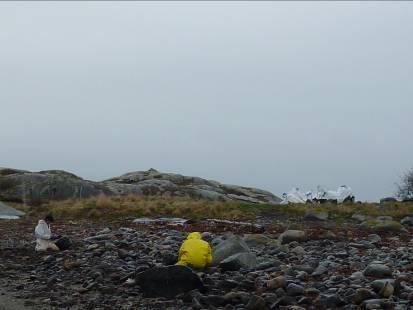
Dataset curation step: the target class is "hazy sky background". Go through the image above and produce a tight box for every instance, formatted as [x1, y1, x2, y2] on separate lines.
[1, 3, 412, 201]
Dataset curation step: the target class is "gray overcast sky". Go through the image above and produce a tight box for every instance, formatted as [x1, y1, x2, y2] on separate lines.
[1, 3, 412, 201]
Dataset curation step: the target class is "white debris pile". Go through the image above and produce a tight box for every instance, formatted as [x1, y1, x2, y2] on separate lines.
[281, 185, 355, 204]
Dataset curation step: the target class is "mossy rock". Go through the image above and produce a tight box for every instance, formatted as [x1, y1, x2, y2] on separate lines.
[361, 219, 404, 232]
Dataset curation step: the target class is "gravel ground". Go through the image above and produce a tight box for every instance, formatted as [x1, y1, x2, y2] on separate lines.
[1, 217, 412, 309]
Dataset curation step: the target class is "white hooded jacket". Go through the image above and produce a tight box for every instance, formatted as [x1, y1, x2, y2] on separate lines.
[34, 220, 58, 251]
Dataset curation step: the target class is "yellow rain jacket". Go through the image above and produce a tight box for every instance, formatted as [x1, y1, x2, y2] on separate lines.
[176, 232, 212, 269]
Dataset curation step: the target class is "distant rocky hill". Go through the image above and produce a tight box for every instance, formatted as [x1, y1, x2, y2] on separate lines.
[0, 167, 281, 205]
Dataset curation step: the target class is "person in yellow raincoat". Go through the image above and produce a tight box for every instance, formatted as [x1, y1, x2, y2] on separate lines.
[176, 232, 212, 269]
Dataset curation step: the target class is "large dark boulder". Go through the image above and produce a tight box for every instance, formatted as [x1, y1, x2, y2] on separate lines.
[135, 265, 205, 298]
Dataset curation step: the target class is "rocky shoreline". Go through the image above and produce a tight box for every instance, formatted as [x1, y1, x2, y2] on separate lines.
[1, 217, 413, 309]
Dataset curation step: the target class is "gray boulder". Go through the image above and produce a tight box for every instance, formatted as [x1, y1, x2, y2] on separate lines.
[219, 252, 257, 271]
[212, 235, 251, 265]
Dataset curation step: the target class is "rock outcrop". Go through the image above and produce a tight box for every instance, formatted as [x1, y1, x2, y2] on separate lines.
[0, 167, 281, 205]
[104, 168, 281, 204]
[0, 168, 110, 204]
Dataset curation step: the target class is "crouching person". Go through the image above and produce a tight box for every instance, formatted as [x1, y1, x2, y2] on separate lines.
[35, 214, 71, 251]
[176, 232, 212, 270]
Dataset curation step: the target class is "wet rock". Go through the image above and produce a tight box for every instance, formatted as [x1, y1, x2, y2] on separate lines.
[364, 263, 392, 278]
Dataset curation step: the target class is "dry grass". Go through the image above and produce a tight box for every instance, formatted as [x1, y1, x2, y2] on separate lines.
[28, 195, 247, 221]
[247, 202, 413, 220]
[16, 195, 413, 222]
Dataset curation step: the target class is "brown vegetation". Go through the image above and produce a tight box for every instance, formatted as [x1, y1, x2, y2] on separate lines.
[15, 195, 413, 223]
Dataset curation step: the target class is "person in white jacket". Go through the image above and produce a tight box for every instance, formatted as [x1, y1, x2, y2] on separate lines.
[34, 214, 59, 251]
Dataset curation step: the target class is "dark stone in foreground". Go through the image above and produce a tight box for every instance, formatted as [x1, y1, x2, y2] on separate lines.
[135, 265, 205, 298]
